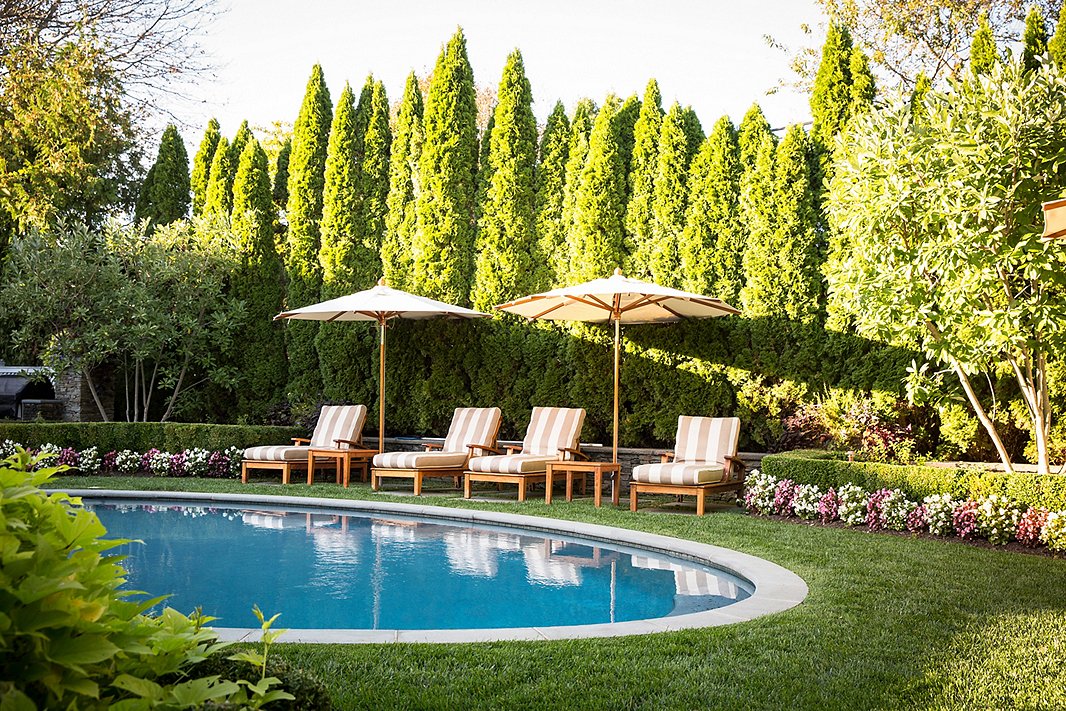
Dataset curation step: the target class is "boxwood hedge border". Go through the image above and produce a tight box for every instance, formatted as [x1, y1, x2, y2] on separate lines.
[0, 422, 305, 454]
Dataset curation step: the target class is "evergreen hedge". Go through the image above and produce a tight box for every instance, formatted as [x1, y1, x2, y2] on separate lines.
[0, 422, 304, 454]
[762, 450, 1066, 511]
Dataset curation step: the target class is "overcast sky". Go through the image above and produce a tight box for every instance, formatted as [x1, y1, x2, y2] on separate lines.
[174, 0, 826, 146]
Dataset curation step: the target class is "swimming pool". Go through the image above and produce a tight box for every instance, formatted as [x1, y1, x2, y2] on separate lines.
[70, 491, 807, 643]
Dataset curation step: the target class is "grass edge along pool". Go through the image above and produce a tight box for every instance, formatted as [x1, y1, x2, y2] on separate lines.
[69, 489, 809, 644]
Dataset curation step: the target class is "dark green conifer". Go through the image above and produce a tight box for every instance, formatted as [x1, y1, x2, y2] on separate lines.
[534, 101, 570, 289]
[413, 29, 478, 304]
[679, 116, 743, 301]
[382, 72, 424, 291]
[471, 49, 539, 311]
[970, 13, 998, 77]
[190, 118, 220, 216]
[474, 112, 496, 225]
[648, 103, 691, 286]
[229, 120, 252, 173]
[285, 63, 333, 401]
[203, 135, 233, 216]
[568, 96, 626, 283]
[271, 138, 291, 246]
[623, 80, 662, 276]
[741, 125, 820, 323]
[135, 124, 191, 227]
[614, 94, 641, 198]
[231, 138, 287, 418]
[1023, 6, 1048, 73]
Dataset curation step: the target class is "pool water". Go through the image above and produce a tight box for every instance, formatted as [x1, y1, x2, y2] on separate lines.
[89, 500, 753, 631]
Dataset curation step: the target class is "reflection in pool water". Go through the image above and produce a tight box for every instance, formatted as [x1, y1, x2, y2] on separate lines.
[90, 501, 753, 631]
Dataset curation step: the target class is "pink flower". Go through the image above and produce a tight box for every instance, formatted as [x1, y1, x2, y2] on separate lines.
[953, 500, 980, 540]
[906, 504, 928, 533]
[1016, 507, 1049, 547]
[772, 479, 797, 516]
[818, 488, 840, 523]
[866, 488, 893, 530]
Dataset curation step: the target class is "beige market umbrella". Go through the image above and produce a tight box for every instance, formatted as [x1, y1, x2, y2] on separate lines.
[496, 269, 740, 462]
[275, 279, 489, 453]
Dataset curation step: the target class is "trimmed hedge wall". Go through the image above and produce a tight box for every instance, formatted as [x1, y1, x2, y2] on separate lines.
[762, 450, 1066, 511]
[0, 422, 305, 454]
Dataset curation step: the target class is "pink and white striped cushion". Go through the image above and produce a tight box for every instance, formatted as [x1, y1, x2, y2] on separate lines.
[466, 454, 558, 474]
[673, 416, 739, 464]
[630, 461, 726, 485]
[441, 407, 502, 452]
[310, 405, 367, 449]
[243, 445, 310, 462]
[372, 451, 467, 469]
[520, 407, 585, 456]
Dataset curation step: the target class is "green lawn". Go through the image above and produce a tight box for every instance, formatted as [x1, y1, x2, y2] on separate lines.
[58, 475, 1066, 710]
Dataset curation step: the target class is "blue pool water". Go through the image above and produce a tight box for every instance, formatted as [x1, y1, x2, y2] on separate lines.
[88, 500, 752, 631]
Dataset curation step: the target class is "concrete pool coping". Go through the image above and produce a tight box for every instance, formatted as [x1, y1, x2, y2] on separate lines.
[65, 488, 809, 644]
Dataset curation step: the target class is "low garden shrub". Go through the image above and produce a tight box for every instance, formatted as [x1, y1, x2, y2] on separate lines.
[762, 450, 1066, 512]
[0, 451, 299, 709]
[744, 468, 1066, 552]
[0, 422, 304, 456]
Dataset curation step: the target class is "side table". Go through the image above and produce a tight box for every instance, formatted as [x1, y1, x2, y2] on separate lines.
[545, 460, 620, 507]
[306, 447, 377, 487]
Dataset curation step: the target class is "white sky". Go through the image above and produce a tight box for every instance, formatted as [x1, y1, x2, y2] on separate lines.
[175, 0, 826, 147]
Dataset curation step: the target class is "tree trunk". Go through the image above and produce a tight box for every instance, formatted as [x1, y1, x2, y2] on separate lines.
[82, 366, 110, 422]
[949, 359, 1014, 473]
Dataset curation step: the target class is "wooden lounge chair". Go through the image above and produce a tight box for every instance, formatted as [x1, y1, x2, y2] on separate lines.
[463, 407, 587, 502]
[371, 407, 502, 495]
[241, 404, 367, 484]
[629, 416, 746, 516]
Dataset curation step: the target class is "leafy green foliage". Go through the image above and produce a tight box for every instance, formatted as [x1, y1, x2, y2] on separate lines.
[285, 64, 333, 402]
[1050, 4, 1066, 66]
[648, 103, 692, 287]
[679, 116, 743, 301]
[969, 12, 998, 77]
[190, 119, 221, 217]
[1023, 5, 1049, 72]
[0, 422, 303, 452]
[623, 79, 662, 278]
[135, 124, 191, 228]
[533, 101, 570, 290]
[471, 50, 539, 310]
[203, 136, 234, 217]
[231, 139, 287, 420]
[414, 28, 478, 304]
[382, 73, 424, 291]
[826, 59, 1066, 472]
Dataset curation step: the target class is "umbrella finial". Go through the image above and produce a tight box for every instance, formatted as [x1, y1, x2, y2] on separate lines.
[378, 277, 386, 287]
[613, 268, 622, 277]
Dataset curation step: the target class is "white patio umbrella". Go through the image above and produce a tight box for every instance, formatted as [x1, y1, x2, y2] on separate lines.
[496, 269, 740, 462]
[275, 279, 489, 453]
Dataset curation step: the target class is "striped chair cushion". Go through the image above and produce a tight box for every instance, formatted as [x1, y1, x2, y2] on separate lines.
[520, 407, 585, 456]
[310, 405, 367, 449]
[243, 445, 311, 462]
[372, 451, 467, 470]
[630, 462, 726, 486]
[673, 416, 740, 464]
[466, 454, 558, 474]
[441, 407, 502, 452]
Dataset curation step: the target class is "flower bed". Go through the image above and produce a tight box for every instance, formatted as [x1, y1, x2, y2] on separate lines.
[1, 439, 244, 479]
[744, 469, 1066, 552]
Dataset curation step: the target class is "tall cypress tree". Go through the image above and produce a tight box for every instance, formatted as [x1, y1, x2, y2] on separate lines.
[271, 137, 291, 245]
[135, 123, 191, 227]
[534, 101, 570, 289]
[361, 79, 391, 267]
[623, 80, 662, 277]
[681, 107, 704, 165]
[909, 71, 933, 121]
[560, 99, 597, 265]
[568, 96, 626, 283]
[413, 28, 478, 304]
[810, 23, 856, 150]
[229, 121, 252, 177]
[1050, 5, 1066, 67]
[648, 102, 691, 287]
[738, 104, 774, 172]
[679, 116, 743, 301]
[231, 138, 287, 418]
[203, 135, 233, 217]
[190, 118, 220, 216]
[970, 12, 998, 77]
[741, 125, 820, 323]
[382, 72, 424, 291]
[614, 94, 641, 200]
[471, 49, 538, 311]
[474, 112, 496, 226]
[1023, 6, 1048, 73]
[285, 63, 333, 401]
[849, 46, 876, 112]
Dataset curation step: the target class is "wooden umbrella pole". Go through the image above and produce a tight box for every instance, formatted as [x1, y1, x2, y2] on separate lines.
[378, 318, 386, 454]
[613, 317, 620, 464]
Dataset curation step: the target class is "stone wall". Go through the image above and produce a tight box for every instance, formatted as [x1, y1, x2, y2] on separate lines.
[19, 399, 64, 421]
[55, 368, 115, 422]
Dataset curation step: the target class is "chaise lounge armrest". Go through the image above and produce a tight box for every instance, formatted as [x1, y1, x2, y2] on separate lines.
[292, 437, 311, 445]
[504, 444, 523, 454]
[725, 455, 747, 473]
[467, 443, 500, 456]
[423, 442, 444, 450]
[558, 447, 589, 461]
[333, 438, 364, 448]
[660, 451, 675, 463]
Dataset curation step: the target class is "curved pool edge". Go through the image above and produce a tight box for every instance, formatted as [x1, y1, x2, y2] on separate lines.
[64, 488, 809, 644]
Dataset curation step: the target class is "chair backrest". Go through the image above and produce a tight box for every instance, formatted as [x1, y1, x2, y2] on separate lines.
[310, 405, 367, 449]
[442, 407, 503, 453]
[521, 407, 586, 456]
[674, 416, 740, 464]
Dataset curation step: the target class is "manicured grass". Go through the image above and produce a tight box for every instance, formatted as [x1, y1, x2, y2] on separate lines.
[58, 475, 1066, 710]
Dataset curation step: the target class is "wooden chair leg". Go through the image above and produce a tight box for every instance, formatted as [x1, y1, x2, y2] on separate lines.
[518, 480, 526, 502]
[241, 461, 248, 483]
[630, 486, 639, 512]
[464, 475, 473, 499]
[414, 472, 422, 496]
[371, 471, 379, 491]
[282, 463, 290, 485]
[696, 489, 706, 516]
